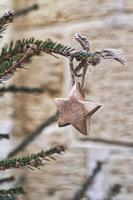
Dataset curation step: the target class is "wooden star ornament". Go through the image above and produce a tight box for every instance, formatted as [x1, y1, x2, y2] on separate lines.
[54, 82, 102, 135]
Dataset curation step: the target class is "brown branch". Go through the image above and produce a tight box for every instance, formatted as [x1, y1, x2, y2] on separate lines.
[72, 162, 103, 200]
[80, 137, 133, 149]
[0, 85, 44, 94]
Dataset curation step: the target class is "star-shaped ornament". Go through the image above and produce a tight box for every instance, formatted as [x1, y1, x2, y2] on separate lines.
[55, 82, 102, 135]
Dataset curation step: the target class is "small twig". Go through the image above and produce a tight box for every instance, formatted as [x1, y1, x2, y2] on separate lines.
[0, 43, 37, 82]
[0, 134, 10, 140]
[103, 184, 122, 200]
[0, 146, 64, 171]
[12, 43, 37, 68]
[0, 85, 44, 94]
[8, 112, 58, 157]
[80, 137, 133, 149]
[72, 161, 103, 200]
[14, 4, 39, 17]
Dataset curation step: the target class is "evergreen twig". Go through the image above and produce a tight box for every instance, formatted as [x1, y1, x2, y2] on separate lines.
[0, 38, 74, 64]
[0, 37, 124, 64]
[0, 146, 64, 171]
[0, 36, 125, 82]
[8, 112, 58, 157]
[0, 43, 37, 81]
[0, 38, 74, 82]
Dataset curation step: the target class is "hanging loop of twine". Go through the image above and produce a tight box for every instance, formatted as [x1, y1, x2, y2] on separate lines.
[69, 33, 91, 91]
[68, 32, 125, 91]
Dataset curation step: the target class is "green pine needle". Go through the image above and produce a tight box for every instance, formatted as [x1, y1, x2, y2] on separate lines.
[0, 38, 74, 63]
[0, 187, 24, 200]
[0, 38, 74, 81]
[0, 11, 14, 38]
[0, 37, 124, 82]
[0, 187, 25, 195]
[0, 146, 65, 170]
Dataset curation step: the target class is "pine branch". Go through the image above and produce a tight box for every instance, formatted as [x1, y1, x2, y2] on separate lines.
[72, 162, 103, 200]
[8, 112, 58, 157]
[0, 36, 125, 82]
[0, 43, 37, 81]
[0, 11, 14, 38]
[0, 38, 74, 82]
[0, 146, 64, 171]
[1, 37, 124, 66]
[0, 85, 44, 94]
[0, 38, 74, 64]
